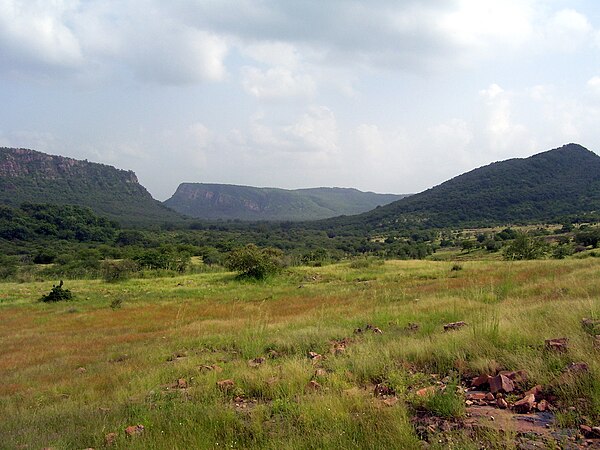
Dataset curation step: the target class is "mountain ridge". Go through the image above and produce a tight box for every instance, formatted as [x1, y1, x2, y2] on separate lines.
[164, 182, 406, 221]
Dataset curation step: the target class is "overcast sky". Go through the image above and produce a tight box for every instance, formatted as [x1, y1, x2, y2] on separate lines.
[1, 0, 600, 200]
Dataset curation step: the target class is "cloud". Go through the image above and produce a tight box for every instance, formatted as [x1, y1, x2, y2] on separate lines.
[241, 66, 315, 100]
[587, 76, 600, 97]
[543, 9, 593, 52]
[285, 106, 338, 154]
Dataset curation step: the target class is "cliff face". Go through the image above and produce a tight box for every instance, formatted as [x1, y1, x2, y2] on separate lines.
[0, 147, 181, 226]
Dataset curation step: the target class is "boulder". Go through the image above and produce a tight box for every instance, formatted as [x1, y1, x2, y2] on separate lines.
[513, 394, 536, 413]
[489, 374, 514, 394]
[471, 374, 491, 388]
[497, 397, 508, 409]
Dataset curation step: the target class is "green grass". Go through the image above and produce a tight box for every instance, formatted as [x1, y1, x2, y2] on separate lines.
[0, 259, 599, 448]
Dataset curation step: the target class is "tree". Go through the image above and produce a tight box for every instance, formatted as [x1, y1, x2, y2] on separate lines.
[503, 233, 548, 260]
[225, 244, 285, 279]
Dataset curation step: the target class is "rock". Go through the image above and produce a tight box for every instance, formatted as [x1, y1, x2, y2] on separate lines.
[524, 385, 543, 400]
[443, 321, 467, 331]
[124, 424, 144, 436]
[353, 328, 363, 334]
[536, 399, 549, 412]
[580, 425, 593, 438]
[267, 349, 280, 358]
[76, 367, 86, 374]
[383, 396, 399, 406]
[248, 357, 266, 367]
[489, 374, 514, 394]
[105, 432, 118, 446]
[485, 392, 495, 401]
[497, 397, 508, 409]
[466, 393, 487, 401]
[499, 370, 529, 384]
[176, 378, 187, 389]
[372, 327, 383, 334]
[374, 383, 395, 397]
[200, 364, 222, 372]
[471, 374, 491, 388]
[565, 362, 589, 374]
[582, 318, 600, 334]
[545, 337, 568, 352]
[308, 351, 322, 360]
[416, 386, 436, 397]
[216, 379, 235, 390]
[306, 380, 321, 390]
[595, 335, 600, 350]
[513, 394, 536, 413]
[406, 323, 419, 332]
[592, 427, 600, 437]
[314, 368, 327, 377]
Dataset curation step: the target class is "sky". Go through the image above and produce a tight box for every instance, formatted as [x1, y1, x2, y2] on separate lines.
[1, 1, 600, 200]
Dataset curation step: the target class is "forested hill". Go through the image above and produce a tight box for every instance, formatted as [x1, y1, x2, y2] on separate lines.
[319, 143, 600, 232]
[0, 148, 181, 226]
[164, 183, 405, 221]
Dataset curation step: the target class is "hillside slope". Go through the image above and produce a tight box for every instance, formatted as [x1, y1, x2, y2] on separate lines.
[0, 147, 181, 226]
[164, 183, 405, 221]
[320, 143, 600, 232]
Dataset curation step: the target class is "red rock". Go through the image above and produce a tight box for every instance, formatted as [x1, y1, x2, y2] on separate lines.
[545, 337, 568, 352]
[499, 370, 528, 384]
[105, 432, 117, 446]
[372, 327, 383, 334]
[525, 385, 543, 400]
[489, 374, 514, 394]
[466, 393, 487, 400]
[374, 383, 395, 397]
[497, 398, 508, 409]
[416, 386, 436, 397]
[537, 399, 549, 411]
[580, 425, 593, 437]
[383, 397, 398, 406]
[314, 368, 327, 377]
[177, 378, 187, 389]
[216, 379, 235, 390]
[485, 392, 495, 401]
[592, 427, 600, 437]
[306, 380, 321, 390]
[248, 357, 266, 367]
[124, 424, 144, 436]
[76, 367, 86, 374]
[308, 351, 322, 360]
[471, 374, 491, 388]
[513, 394, 536, 413]
[443, 321, 467, 331]
[565, 362, 589, 374]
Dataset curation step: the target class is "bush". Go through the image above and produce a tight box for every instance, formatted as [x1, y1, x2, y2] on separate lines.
[39, 280, 73, 303]
[225, 244, 285, 279]
[101, 259, 138, 282]
[503, 233, 549, 260]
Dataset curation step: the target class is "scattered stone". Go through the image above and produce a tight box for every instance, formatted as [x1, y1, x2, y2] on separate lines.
[124, 424, 144, 436]
[565, 361, 589, 374]
[497, 397, 508, 409]
[307, 351, 322, 360]
[200, 364, 223, 372]
[267, 350, 280, 359]
[443, 321, 467, 331]
[248, 357, 266, 368]
[544, 338, 568, 352]
[374, 383, 395, 397]
[416, 386, 436, 397]
[216, 379, 235, 390]
[582, 318, 600, 334]
[500, 370, 529, 384]
[306, 380, 321, 391]
[524, 385, 543, 400]
[176, 378, 187, 389]
[105, 432, 117, 446]
[489, 374, 514, 394]
[314, 368, 327, 377]
[76, 367, 86, 374]
[353, 328, 363, 334]
[594, 336, 600, 350]
[513, 394, 536, 413]
[536, 399, 549, 412]
[383, 396, 399, 407]
[592, 427, 600, 437]
[471, 374, 491, 388]
[580, 425, 593, 438]
[406, 322, 420, 332]
[466, 392, 487, 401]
[372, 327, 383, 334]
[167, 351, 187, 362]
[485, 392, 495, 401]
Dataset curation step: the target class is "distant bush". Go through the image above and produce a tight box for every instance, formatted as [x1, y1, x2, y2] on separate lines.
[101, 259, 138, 282]
[503, 233, 549, 260]
[225, 244, 285, 279]
[39, 280, 73, 303]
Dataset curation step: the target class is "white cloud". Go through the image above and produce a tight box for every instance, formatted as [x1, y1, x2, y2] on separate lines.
[285, 106, 338, 154]
[587, 76, 600, 97]
[543, 9, 593, 52]
[241, 66, 315, 100]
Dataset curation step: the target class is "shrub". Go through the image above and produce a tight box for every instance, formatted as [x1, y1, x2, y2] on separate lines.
[39, 280, 73, 303]
[101, 259, 138, 282]
[503, 233, 549, 260]
[225, 244, 285, 279]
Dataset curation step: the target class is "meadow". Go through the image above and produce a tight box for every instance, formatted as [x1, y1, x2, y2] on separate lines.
[1, 258, 599, 449]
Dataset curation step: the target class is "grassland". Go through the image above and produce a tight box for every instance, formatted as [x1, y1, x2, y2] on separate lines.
[1, 258, 599, 449]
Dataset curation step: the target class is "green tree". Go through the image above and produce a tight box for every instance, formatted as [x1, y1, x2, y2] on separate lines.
[225, 244, 285, 279]
[503, 233, 549, 260]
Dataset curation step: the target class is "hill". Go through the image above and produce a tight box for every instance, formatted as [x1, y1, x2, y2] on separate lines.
[320, 143, 600, 232]
[164, 183, 405, 221]
[0, 147, 182, 226]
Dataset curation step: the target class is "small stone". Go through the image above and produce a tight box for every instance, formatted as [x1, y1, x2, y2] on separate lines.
[416, 386, 436, 397]
[248, 357, 266, 367]
[216, 379, 235, 390]
[383, 396, 399, 406]
[513, 394, 536, 413]
[485, 392, 495, 401]
[76, 367, 86, 374]
[565, 362, 589, 374]
[306, 380, 321, 390]
[536, 399, 549, 412]
[497, 397, 508, 409]
[374, 383, 395, 397]
[489, 374, 514, 394]
[124, 424, 144, 436]
[406, 323, 420, 332]
[466, 393, 487, 401]
[176, 378, 187, 389]
[372, 327, 383, 334]
[524, 384, 543, 400]
[443, 321, 467, 331]
[592, 427, 600, 437]
[105, 432, 118, 446]
[314, 368, 327, 377]
[308, 351, 322, 360]
[580, 425, 593, 438]
[545, 337, 568, 352]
